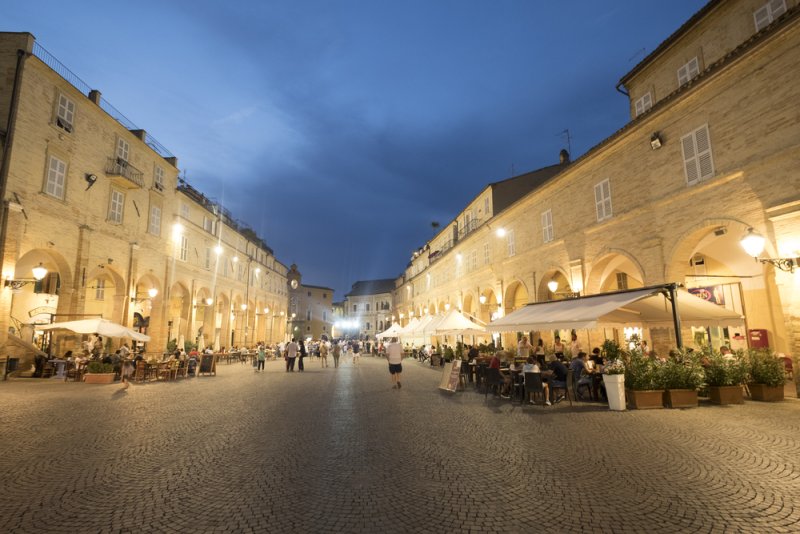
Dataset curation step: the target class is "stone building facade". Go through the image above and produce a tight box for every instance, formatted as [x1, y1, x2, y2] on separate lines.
[343, 279, 396, 340]
[0, 32, 289, 363]
[286, 264, 334, 341]
[393, 0, 800, 356]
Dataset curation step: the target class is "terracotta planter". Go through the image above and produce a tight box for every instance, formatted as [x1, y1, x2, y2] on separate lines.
[626, 389, 664, 410]
[709, 385, 744, 405]
[748, 383, 784, 402]
[84, 373, 115, 384]
[663, 389, 698, 408]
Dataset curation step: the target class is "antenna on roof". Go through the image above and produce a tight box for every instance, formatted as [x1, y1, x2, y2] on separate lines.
[558, 129, 572, 157]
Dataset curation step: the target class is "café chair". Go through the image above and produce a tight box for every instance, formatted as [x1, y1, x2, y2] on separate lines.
[550, 369, 574, 407]
[133, 360, 147, 382]
[524, 372, 547, 406]
[484, 367, 506, 400]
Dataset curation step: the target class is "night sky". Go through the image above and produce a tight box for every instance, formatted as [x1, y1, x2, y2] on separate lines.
[5, 0, 707, 298]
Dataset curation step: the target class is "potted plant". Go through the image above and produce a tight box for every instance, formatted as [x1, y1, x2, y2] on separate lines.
[704, 349, 747, 405]
[601, 340, 626, 411]
[84, 361, 115, 384]
[660, 349, 704, 408]
[748, 349, 785, 402]
[624, 349, 664, 409]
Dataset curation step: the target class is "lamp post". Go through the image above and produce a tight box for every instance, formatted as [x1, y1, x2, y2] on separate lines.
[740, 228, 797, 273]
[3, 263, 49, 290]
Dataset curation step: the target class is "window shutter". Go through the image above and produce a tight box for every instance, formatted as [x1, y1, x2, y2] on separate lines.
[771, 0, 787, 18]
[677, 64, 690, 86]
[695, 125, 714, 180]
[681, 132, 699, 184]
[603, 181, 612, 219]
[754, 5, 771, 30]
[594, 183, 603, 220]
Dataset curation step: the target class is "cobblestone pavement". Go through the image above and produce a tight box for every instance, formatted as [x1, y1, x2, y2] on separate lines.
[1, 356, 798, 533]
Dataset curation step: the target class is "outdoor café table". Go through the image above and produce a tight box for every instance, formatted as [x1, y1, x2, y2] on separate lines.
[48, 359, 68, 379]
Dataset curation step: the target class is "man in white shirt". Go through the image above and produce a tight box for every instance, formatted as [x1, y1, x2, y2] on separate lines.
[385, 337, 404, 389]
[285, 338, 298, 372]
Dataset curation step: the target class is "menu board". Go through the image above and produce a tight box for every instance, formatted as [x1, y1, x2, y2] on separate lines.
[439, 359, 462, 392]
[199, 354, 216, 376]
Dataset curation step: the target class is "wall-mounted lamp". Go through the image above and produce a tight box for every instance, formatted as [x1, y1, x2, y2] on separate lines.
[131, 287, 158, 302]
[495, 228, 506, 238]
[740, 228, 797, 273]
[3, 263, 49, 290]
[444, 303, 451, 311]
[650, 132, 663, 150]
[547, 280, 559, 293]
[479, 295, 487, 304]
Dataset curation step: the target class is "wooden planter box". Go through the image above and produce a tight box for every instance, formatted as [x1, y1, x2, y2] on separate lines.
[84, 373, 115, 384]
[626, 389, 664, 409]
[709, 385, 744, 405]
[748, 383, 784, 402]
[663, 389, 698, 408]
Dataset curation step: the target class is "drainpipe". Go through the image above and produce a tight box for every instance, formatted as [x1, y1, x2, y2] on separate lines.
[0, 49, 29, 282]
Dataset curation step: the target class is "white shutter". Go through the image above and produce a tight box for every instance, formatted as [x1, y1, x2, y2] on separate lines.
[677, 64, 690, 86]
[695, 125, 715, 180]
[594, 183, 604, 220]
[770, 0, 787, 18]
[602, 180, 612, 219]
[681, 132, 699, 184]
[754, 5, 771, 30]
[677, 57, 699, 86]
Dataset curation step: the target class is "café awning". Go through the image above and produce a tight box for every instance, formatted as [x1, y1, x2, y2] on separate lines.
[376, 323, 403, 339]
[486, 285, 743, 335]
[39, 318, 151, 342]
[434, 309, 487, 336]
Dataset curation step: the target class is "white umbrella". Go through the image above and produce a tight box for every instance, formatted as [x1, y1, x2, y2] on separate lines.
[376, 323, 402, 339]
[434, 309, 487, 336]
[39, 318, 150, 342]
[213, 333, 221, 352]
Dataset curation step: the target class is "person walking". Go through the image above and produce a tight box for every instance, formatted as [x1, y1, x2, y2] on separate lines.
[256, 344, 266, 372]
[285, 338, 298, 372]
[320, 340, 329, 368]
[386, 337, 404, 389]
[332, 341, 341, 368]
[352, 340, 360, 366]
[298, 339, 307, 371]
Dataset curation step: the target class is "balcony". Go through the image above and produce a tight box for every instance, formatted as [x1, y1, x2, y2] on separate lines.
[105, 157, 144, 189]
[458, 218, 481, 240]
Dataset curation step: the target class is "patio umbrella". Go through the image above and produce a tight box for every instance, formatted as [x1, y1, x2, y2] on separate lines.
[39, 318, 150, 342]
[213, 333, 221, 352]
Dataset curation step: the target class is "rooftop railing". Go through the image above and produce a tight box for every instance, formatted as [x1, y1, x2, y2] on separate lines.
[32, 42, 175, 160]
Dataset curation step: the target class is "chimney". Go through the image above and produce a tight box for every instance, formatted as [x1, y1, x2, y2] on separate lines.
[559, 149, 570, 164]
[88, 89, 102, 105]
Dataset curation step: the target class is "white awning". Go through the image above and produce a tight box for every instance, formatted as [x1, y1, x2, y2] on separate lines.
[434, 309, 487, 336]
[376, 323, 402, 339]
[487, 286, 743, 333]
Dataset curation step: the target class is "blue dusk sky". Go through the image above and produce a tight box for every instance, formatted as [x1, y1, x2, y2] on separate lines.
[5, 0, 707, 298]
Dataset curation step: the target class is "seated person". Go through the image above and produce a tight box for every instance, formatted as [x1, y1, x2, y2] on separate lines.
[574, 352, 594, 400]
[590, 347, 604, 368]
[548, 358, 568, 402]
[522, 356, 550, 405]
[489, 354, 512, 398]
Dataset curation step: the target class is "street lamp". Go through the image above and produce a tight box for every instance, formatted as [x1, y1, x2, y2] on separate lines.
[4, 263, 50, 289]
[740, 228, 797, 273]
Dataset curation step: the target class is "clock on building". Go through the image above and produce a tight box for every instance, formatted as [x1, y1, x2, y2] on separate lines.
[290, 279, 298, 289]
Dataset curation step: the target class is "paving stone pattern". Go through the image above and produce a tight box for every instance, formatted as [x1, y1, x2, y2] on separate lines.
[1, 357, 798, 533]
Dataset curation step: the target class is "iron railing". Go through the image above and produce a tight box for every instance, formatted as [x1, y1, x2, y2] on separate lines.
[32, 42, 175, 159]
[106, 157, 145, 188]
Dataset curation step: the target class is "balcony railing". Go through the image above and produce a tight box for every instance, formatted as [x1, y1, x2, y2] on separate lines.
[458, 218, 481, 240]
[105, 157, 144, 188]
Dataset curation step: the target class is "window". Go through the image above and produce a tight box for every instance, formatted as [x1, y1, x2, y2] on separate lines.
[594, 179, 612, 221]
[95, 279, 105, 301]
[116, 138, 130, 162]
[306, 311, 311, 321]
[352, 304, 357, 312]
[56, 94, 75, 133]
[180, 235, 189, 262]
[108, 189, 124, 224]
[153, 165, 164, 191]
[542, 210, 554, 243]
[307, 291, 311, 297]
[507, 229, 516, 257]
[616, 273, 629, 290]
[677, 57, 700, 87]
[203, 216, 214, 234]
[634, 92, 652, 117]
[681, 124, 715, 185]
[323, 311, 327, 321]
[366, 303, 371, 311]
[469, 250, 478, 272]
[754, 0, 786, 32]
[180, 203, 190, 219]
[366, 322, 371, 331]
[148, 205, 161, 236]
[205, 248, 212, 269]
[44, 155, 67, 200]
[483, 243, 490, 265]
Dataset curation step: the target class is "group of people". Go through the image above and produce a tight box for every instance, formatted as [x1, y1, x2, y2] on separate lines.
[278, 338, 369, 372]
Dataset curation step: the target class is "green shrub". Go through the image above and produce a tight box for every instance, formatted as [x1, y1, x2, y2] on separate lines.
[704, 349, 748, 387]
[748, 349, 785, 388]
[623, 349, 662, 390]
[659, 349, 704, 390]
[86, 361, 114, 374]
